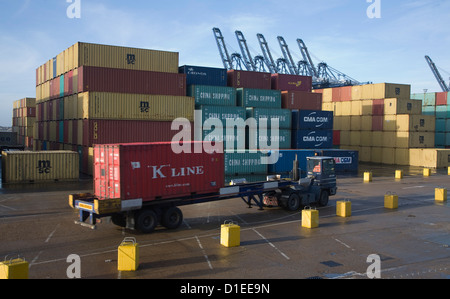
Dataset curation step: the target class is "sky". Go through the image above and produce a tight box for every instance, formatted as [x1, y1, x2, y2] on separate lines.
[0, 0, 449, 126]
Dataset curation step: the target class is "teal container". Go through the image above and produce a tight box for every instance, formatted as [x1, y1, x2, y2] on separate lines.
[236, 88, 281, 108]
[60, 74, 65, 98]
[188, 85, 236, 107]
[423, 92, 436, 106]
[447, 119, 450, 131]
[435, 105, 450, 118]
[59, 98, 64, 120]
[224, 150, 268, 175]
[435, 133, 445, 146]
[436, 119, 446, 132]
[198, 105, 246, 127]
[446, 133, 450, 146]
[246, 128, 291, 150]
[202, 126, 246, 150]
[246, 108, 291, 129]
[58, 121, 64, 143]
[422, 105, 435, 116]
[225, 174, 268, 185]
[411, 93, 424, 101]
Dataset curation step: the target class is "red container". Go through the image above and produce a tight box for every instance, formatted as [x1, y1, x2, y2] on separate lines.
[372, 115, 383, 131]
[94, 142, 225, 202]
[227, 70, 271, 89]
[271, 74, 312, 92]
[372, 99, 384, 115]
[333, 130, 340, 145]
[436, 92, 448, 106]
[77, 66, 186, 96]
[332, 86, 352, 102]
[281, 91, 322, 110]
[82, 119, 194, 147]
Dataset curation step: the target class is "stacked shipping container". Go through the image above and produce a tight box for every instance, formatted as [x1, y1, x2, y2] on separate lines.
[12, 98, 36, 149]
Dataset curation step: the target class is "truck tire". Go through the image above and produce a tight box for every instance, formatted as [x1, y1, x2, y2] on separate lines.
[111, 213, 127, 228]
[318, 191, 329, 207]
[285, 193, 301, 211]
[161, 207, 183, 229]
[135, 209, 158, 233]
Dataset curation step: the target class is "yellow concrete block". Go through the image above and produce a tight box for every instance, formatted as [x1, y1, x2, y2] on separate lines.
[302, 208, 319, 228]
[221, 221, 240, 247]
[118, 237, 139, 271]
[364, 172, 372, 182]
[423, 168, 431, 177]
[435, 188, 447, 202]
[384, 193, 399, 209]
[0, 258, 29, 279]
[395, 170, 403, 179]
[336, 201, 351, 218]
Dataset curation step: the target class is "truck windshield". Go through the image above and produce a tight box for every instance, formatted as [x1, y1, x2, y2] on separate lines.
[322, 159, 335, 175]
[308, 158, 335, 175]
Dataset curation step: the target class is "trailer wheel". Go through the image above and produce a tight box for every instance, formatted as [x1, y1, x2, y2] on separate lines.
[318, 191, 329, 207]
[161, 207, 183, 229]
[286, 193, 301, 211]
[111, 213, 126, 228]
[135, 209, 158, 233]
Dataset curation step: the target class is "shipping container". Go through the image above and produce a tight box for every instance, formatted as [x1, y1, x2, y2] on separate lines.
[422, 105, 435, 116]
[435, 105, 450, 118]
[267, 149, 315, 177]
[271, 74, 312, 92]
[369, 83, 411, 100]
[94, 142, 224, 202]
[423, 92, 436, 106]
[236, 88, 281, 108]
[332, 86, 352, 102]
[179, 65, 227, 86]
[315, 149, 359, 173]
[436, 92, 448, 106]
[200, 126, 245, 150]
[291, 130, 333, 149]
[395, 115, 435, 132]
[78, 92, 194, 121]
[188, 85, 236, 107]
[0, 133, 18, 147]
[396, 132, 435, 148]
[435, 119, 447, 132]
[82, 119, 193, 147]
[224, 150, 268, 175]
[292, 110, 333, 130]
[246, 108, 291, 129]
[246, 129, 291, 150]
[227, 70, 271, 89]
[409, 148, 450, 168]
[1, 151, 79, 183]
[197, 105, 246, 127]
[384, 98, 422, 115]
[281, 91, 322, 110]
[77, 66, 186, 96]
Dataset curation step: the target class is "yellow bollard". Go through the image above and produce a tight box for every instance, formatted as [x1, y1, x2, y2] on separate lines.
[221, 220, 240, 248]
[395, 170, 403, 179]
[0, 256, 29, 279]
[384, 192, 399, 209]
[302, 207, 319, 228]
[423, 168, 431, 177]
[336, 200, 351, 218]
[448, 167, 450, 176]
[435, 188, 447, 202]
[118, 237, 139, 272]
[364, 172, 372, 182]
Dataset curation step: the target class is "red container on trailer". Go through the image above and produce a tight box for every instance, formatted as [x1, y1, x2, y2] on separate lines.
[94, 142, 225, 202]
[77, 66, 187, 96]
[227, 70, 271, 89]
[281, 91, 322, 110]
[271, 74, 312, 92]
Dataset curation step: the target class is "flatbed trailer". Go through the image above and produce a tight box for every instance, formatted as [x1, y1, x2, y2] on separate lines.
[70, 156, 337, 233]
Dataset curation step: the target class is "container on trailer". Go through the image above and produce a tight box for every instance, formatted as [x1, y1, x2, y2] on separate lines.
[267, 149, 315, 177]
[224, 150, 268, 176]
[292, 110, 333, 130]
[227, 70, 271, 89]
[93, 142, 224, 202]
[271, 73, 312, 92]
[188, 85, 236, 107]
[236, 88, 281, 108]
[179, 65, 227, 86]
[315, 149, 359, 173]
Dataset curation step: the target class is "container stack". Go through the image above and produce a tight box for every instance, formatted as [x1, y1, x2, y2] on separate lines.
[12, 98, 36, 150]
[35, 42, 194, 175]
[319, 83, 439, 166]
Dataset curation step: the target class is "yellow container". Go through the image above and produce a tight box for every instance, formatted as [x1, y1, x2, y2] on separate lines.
[382, 147, 395, 165]
[302, 207, 319, 228]
[221, 221, 240, 247]
[395, 170, 403, 179]
[79, 92, 195, 122]
[384, 193, 399, 209]
[396, 132, 435, 148]
[435, 188, 447, 202]
[423, 168, 431, 177]
[364, 172, 372, 182]
[0, 258, 29, 279]
[118, 237, 139, 271]
[336, 200, 351, 218]
[372, 83, 411, 100]
[384, 98, 422, 115]
[395, 115, 435, 132]
[395, 149, 410, 166]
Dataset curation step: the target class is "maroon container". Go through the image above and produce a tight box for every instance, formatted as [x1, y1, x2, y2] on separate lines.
[227, 70, 271, 89]
[281, 91, 322, 110]
[436, 92, 448, 106]
[82, 119, 194, 147]
[271, 74, 312, 92]
[333, 130, 340, 145]
[372, 115, 383, 131]
[372, 99, 384, 115]
[93, 142, 224, 202]
[77, 66, 186, 96]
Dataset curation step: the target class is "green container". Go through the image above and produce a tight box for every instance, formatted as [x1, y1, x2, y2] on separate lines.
[198, 105, 246, 127]
[246, 108, 291, 129]
[436, 118, 446, 132]
[225, 174, 268, 185]
[202, 127, 246, 150]
[411, 93, 424, 101]
[237, 88, 281, 108]
[224, 151, 268, 175]
[422, 105, 435, 116]
[435, 105, 450, 118]
[246, 129, 291, 150]
[423, 93, 436, 106]
[188, 85, 236, 107]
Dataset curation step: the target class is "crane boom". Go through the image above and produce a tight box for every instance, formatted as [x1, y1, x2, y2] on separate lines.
[425, 55, 449, 92]
[256, 33, 278, 74]
[235, 31, 256, 71]
[297, 39, 318, 77]
[212, 27, 232, 70]
[277, 36, 298, 75]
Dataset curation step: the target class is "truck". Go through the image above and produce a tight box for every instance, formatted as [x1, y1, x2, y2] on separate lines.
[69, 142, 337, 233]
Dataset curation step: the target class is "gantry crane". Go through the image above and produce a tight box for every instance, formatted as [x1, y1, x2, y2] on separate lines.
[425, 55, 449, 92]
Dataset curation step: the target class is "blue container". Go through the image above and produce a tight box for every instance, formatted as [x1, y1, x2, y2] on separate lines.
[447, 119, 450, 132]
[436, 119, 446, 132]
[315, 149, 359, 173]
[292, 129, 333, 149]
[292, 110, 334, 130]
[59, 121, 64, 143]
[179, 65, 227, 86]
[268, 149, 315, 177]
[435, 105, 450, 118]
[60, 74, 64, 98]
[422, 105, 435, 116]
[53, 57, 57, 79]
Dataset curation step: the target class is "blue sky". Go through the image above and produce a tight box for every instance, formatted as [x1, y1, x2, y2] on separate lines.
[1, 0, 449, 126]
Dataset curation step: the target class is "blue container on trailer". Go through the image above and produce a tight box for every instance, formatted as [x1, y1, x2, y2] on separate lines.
[435, 105, 450, 118]
[268, 149, 315, 178]
[292, 110, 334, 130]
[315, 149, 359, 173]
[179, 65, 227, 86]
[60, 74, 64, 98]
[292, 129, 333, 149]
